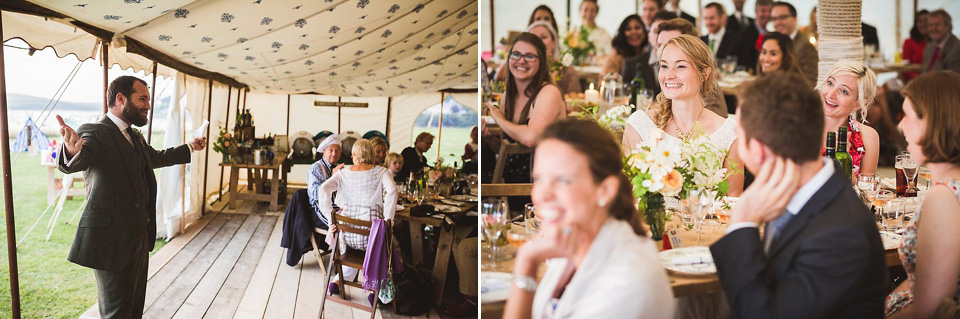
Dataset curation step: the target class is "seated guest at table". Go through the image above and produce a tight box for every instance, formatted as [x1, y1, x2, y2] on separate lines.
[461, 126, 478, 175]
[445, 236, 479, 316]
[573, 0, 613, 58]
[318, 139, 397, 295]
[734, 0, 773, 74]
[529, 5, 559, 40]
[503, 118, 674, 319]
[711, 71, 887, 318]
[622, 10, 677, 98]
[602, 15, 649, 77]
[399, 132, 432, 180]
[308, 134, 345, 226]
[885, 71, 960, 318]
[771, 1, 818, 86]
[756, 32, 803, 78]
[922, 9, 960, 74]
[656, 19, 729, 118]
[700, 2, 738, 61]
[816, 60, 880, 179]
[370, 136, 388, 166]
[496, 22, 581, 96]
[902, 10, 930, 83]
[639, 0, 663, 31]
[485, 32, 565, 184]
[623, 34, 742, 195]
[385, 152, 404, 183]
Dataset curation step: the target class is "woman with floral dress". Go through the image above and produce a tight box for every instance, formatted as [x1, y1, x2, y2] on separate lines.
[816, 60, 880, 178]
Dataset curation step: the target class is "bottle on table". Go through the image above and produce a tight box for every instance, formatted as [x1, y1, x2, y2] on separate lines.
[896, 154, 906, 197]
[825, 132, 837, 160]
[835, 126, 853, 179]
[629, 61, 646, 112]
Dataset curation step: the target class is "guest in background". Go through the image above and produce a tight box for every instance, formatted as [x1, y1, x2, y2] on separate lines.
[756, 32, 803, 78]
[445, 237, 479, 317]
[385, 152, 403, 183]
[573, 0, 613, 58]
[923, 9, 960, 74]
[902, 10, 930, 82]
[712, 71, 887, 318]
[528, 5, 559, 41]
[700, 2, 737, 61]
[816, 60, 879, 178]
[656, 19, 729, 118]
[503, 119, 674, 319]
[603, 15, 649, 77]
[735, 0, 773, 74]
[485, 32, 565, 185]
[370, 136, 388, 166]
[622, 10, 678, 98]
[665, 0, 696, 25]
[805, 6, 818, 48]
[771, 1, 818, 86]
[399, 132, 432, 180]
[863, 22, 880, 52]
[461, 126, 478, 175]
[318, 140, 397, 300]
[885, 71, 960, 318]
[623, 34, 741, 194]
[725, 0, 753, 34]
[308, 134, 345, 227]
[640, 0, 663, 31]
[496, 22, 581, 95]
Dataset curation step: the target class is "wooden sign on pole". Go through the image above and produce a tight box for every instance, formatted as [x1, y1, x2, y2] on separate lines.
[313, 101, 369, 108]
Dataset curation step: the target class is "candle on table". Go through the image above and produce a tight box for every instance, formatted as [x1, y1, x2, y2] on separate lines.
[584, 83, 600, 104]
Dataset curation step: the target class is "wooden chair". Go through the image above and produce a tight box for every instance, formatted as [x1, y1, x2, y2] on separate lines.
[309, 227, 330, 275]
[492, 141, 532, 183]
[319, 212, 393, 319]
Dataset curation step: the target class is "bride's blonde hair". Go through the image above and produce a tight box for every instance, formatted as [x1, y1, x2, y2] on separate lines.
[651, 34, 718, 128]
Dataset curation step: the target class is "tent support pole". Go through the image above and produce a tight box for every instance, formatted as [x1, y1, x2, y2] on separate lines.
[219, 87, 237, 202]
[242, 89, 248, 111]
[0, 12, 23, 319]
[148, 61, 157, 144]
[385, 97, 392, 140]
[337, 96, 342, 134]
[285, 95, 290, 138]
[101, 41, 108, 114]
[436, 93, 444, 162]
[202, 80, 213, 216]
[489, 0, 496, 53]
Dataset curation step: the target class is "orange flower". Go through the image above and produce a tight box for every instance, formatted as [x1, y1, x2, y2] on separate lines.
[660, 169, 683, 197]
[224, 141, 230, 147]
[224, 133, 232, 139]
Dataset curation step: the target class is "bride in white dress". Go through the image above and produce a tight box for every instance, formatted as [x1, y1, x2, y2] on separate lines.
[622, 34, 744, 196]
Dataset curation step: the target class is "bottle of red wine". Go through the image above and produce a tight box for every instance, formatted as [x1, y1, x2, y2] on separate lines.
[825, 132, 837, 160]
[835, 126, 853, 178]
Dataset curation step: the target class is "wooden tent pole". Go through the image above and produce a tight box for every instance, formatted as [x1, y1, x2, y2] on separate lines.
[337, 96, 342, 134]
[101, 41, 108, 114]
[217, 87, 234, 202]
[490, 0, 496, 52]
[201, 80, 213, 216]
[436, 93, 444, 162]
[0, 12, 23, 319]
[148, 62, 157, 144]
[385, 97, 392, 140]
[285, 95, 290, 138]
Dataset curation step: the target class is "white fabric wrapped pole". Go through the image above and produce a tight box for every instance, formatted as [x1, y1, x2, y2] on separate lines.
[816, 0, 864, 85]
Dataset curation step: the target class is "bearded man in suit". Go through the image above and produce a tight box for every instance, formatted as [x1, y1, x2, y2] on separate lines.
[57, 75, 205, 319]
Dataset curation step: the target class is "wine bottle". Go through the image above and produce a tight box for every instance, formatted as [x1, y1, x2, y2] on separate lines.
[835, 126, 853, 178]
[825, 132, 837, 160]
[629, 62, 645, 112]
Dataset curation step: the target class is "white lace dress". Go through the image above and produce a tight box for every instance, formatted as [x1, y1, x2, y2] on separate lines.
[625, 111, 738, 154]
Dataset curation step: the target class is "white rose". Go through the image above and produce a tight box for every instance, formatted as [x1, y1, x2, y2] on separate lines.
[561, 52, 574, 66]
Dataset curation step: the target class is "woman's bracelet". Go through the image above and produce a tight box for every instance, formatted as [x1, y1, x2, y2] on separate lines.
[513, 275, 538, 293]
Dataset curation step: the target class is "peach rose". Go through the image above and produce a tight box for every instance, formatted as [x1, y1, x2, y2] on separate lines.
[659, 169, 683, 197]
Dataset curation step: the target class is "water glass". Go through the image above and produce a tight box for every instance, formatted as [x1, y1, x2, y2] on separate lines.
[875, 190, 896, 220]
[524, 203, 539, 233]
[919, 167, 932, 190]
[857, 173, 880, 206]
[881, 198, 906, 231]
[481, 199, 508, 266]
[695, 188, 717, 244]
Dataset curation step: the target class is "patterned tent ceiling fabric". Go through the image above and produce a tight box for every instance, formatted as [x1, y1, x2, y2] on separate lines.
[22, 0, 479, 97]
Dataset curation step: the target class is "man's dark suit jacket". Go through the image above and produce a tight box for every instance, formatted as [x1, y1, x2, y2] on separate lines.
[710, 161, 887, 319]
[862, 22, 879, 50]
[924, 34, 960, 74]
[735, 23, 764, 74]
[399, 146, 427, 180]
[700, 30, 740, 61]
[727, 14, 755, 34]
[678, 10, 696, 25]
[58, 117, 190, 272]
[620, 52, 660, 97]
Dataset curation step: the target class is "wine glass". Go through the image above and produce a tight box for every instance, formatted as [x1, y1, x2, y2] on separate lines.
[481, 199, 508, 267]
[875, 190, 896, 223]
[919, 166, 932, 190]
[902, 157, 919, 195]
[857, 173, 880, 208]
[682, 189, 700, 224]
[695, 188, 717, 245]
[524, 203, 539, 233]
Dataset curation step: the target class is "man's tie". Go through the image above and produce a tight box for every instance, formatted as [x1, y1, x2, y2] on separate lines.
[928, 46, 942, 72]
[709, 38, 716, 53]
[764, 211, 794, 253]
[126, 127, 142, 152]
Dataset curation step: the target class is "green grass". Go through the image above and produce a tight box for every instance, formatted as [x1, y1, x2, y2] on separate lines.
[411, 126, 475, 167]
[0, 134, 169, 318]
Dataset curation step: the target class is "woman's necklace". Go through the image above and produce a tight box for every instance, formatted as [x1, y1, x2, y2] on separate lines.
[675, 107, 705, 140]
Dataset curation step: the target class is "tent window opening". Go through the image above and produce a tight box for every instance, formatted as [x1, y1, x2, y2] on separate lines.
[410, 94, 478, 167]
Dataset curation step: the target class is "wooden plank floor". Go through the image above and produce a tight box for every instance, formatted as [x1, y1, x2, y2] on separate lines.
[79, 190, 444, 319]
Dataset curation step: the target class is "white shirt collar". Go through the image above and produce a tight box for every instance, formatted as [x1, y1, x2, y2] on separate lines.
[710, 27, 726, 41]
[785, 158, 835, 215]
[938, 36, 949, 48]
[789, 29, 799, 41]
[106, 111, 130, 131]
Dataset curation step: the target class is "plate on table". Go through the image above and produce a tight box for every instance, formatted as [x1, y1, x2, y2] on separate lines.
[440, 199, 466, 206]
[451, 194, 478, 202]
[659, 246, 716, 276]
[434, 204, 461, 213]
[880, 231, 902, 250]
[481, 272, 513, 303]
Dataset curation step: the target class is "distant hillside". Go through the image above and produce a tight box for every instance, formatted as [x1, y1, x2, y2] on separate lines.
[5, 93, 170, 113]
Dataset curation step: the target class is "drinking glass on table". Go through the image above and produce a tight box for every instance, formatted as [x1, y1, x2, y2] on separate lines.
[902, 157, 920, 196]
[919, 166, 932, 190]
[507, 228, 536, 247]
[524, 203, 539, 233]
[875, 190, 896, 221]
[695, 188, 717, 244]
[857, 173, 880, 207]
[880, 198, 906, 231]
[482, 199, 508, 267]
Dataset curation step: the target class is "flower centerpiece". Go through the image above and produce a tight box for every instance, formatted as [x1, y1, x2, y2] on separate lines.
[213, 126, 236, 163]
[563, 26, 597, 66]
[623, 128, 733, 240]
[551, 51, 575, 85]
[424, 157, 459, 196]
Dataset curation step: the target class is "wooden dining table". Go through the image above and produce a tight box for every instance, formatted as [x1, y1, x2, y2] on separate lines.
[394, 195, 478, 306]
